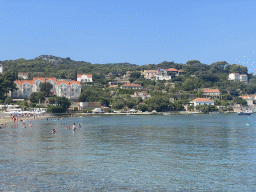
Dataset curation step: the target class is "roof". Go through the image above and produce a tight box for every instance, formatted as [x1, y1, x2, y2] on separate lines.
[57, 81, 81, 85]
[33, 77, 57, 82]
[121, 84, 142, 87]
[110, 85, 118, 88]
[77, 74, 92, 78]
[14, 80, 33, 85]
[178, 70, 184, 72]
[166, 68, 179, 72]
[18, 73, 29, 75]
[203, 89, 220, 93]
[192, 98, 214, 102]
[241, 95, 252, 100]
[144, 70, 157, 73]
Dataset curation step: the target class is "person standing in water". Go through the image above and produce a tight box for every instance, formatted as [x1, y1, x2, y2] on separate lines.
[73, 123, 76, 130]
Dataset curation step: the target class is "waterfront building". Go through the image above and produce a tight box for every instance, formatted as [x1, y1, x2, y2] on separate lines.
[240, 95, 253, 106]
[191, 98, 214, 106]
[12, 78, 81, 99]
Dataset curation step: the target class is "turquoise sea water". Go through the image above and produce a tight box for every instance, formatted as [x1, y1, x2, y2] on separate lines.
[1, 114, 256, 191]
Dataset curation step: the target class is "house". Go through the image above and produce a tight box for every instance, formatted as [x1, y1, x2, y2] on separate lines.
[120, 83, 142, 89]
[203, 89, 221, 98]
[228, 73, 248, 83]
[12, 78, 81, 99]
[155, 68, 171, 81]
[143, 70, 157, 79]
[191, 98, 214, 106]
[0, 64, 3, 73]
[77, 74, 93, 83]
[18, 73, 29, 79]
[241, 95, 253, 106]
[80, 102, 101, 109]
[166, 68, 183, 76]
[131, 92, 151, 100]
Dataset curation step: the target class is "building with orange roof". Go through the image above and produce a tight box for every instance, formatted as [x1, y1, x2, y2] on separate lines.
[77, 74, 93, 83]
[120, 83, 142, 89]
[191, 98, 214, 106]
[240, 95, 253, 106]
[203, 89, 221, 97]
[12, 78, 81, 99]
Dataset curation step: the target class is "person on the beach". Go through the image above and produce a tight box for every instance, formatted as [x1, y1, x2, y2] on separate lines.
[23, 124, 26, 128]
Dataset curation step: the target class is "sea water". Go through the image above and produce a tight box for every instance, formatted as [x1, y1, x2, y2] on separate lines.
[0, 114, 256, 191]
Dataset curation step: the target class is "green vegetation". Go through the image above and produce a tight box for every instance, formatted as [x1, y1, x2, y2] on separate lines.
[1, 55, 256, 112]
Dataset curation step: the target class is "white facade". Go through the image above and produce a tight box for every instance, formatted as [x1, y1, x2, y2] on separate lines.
[12, 78, 81, 99]
[121, 84, 142, 89]
[18, 73, 29, 79]
[143, 70, 157, 79]
[229, 73, 248, 82]
[155, 68, 171, 81]
[192, 98, 214, 106]
[0, 64, 3, 74]
[77, 74, 93, 83]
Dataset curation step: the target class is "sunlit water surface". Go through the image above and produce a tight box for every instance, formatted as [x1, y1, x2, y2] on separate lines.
[1, 114, 256, 191]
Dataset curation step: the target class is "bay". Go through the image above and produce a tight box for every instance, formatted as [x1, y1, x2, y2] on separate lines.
[0, 114, 256, 191]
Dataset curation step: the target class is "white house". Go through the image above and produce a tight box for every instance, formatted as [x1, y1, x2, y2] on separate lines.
[203, 89, 221, 97]
[191, 98, 214, 106]
[131, 92, 151, 100]
[241, 95, 253, 106]
[228, 73, 248, 83]
[155, 68, 172, 81]
[77, 74, 93, 83]
[12, 78, 81, 99]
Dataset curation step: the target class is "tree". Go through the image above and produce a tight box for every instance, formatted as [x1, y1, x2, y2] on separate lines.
[5, 96, 13, 104]
[39, 82, 53, 97]
[56, 96, 71, 110]
[138, 104, 148, 112]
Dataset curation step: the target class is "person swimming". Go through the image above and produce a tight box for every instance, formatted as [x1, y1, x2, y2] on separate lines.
[52, 129, 57, 133]
[78, 123, 81, 128]
[23, 124, 26, 128]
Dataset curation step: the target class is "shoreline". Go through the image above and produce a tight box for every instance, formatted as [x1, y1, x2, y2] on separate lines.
[0, 114, 51, 125]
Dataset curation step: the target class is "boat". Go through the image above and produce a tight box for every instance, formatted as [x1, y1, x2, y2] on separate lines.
[163, 112, 170, 115]
[238, 111, 253, 115]
[246, 123, 254, 126]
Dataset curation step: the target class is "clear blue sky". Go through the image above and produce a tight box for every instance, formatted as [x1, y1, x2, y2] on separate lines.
[0, 0, 255, 71]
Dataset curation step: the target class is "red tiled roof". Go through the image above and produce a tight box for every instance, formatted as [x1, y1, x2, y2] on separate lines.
[192, 98, 214, 102]
[203, 89, 220, 93]
[110, 85, 117, 88]
[166, 68, 179, 72]
[121, 84, 142, 87]
[14, 80, 33, 85]
[77, 74, 92, 78]
[241, 95, 252, 99]
[178, 70, 184, 72]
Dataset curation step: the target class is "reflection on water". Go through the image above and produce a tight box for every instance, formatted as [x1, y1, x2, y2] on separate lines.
[1, 114, 256, 191]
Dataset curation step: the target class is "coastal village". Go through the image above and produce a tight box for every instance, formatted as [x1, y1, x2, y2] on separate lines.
[0, 56, 255, 114]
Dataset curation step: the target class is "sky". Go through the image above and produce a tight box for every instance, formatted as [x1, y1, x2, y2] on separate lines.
[0, 0, 256, 70]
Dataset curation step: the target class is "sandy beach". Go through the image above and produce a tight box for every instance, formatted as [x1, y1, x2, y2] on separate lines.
[0, 113, 50, 125]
